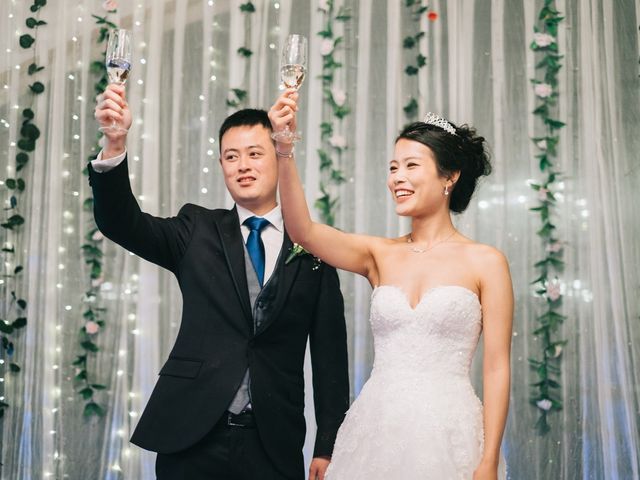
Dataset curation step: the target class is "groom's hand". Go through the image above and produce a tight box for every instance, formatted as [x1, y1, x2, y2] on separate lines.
[308, 456, 330, 480]
[94, 84, 132, 157]
[268, 88, 299, 145]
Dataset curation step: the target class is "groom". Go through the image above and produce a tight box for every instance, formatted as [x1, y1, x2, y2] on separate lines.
[91, 84, 349, 479]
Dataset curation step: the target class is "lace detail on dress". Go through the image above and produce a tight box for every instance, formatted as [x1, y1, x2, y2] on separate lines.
[326, 285, 507, 480]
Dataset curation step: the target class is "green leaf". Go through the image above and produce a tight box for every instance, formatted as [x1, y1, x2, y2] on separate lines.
[405, 65, 419, 76]
[9, 363, 21, 373]
[16, 179, 26, 192]
[5, 179, 16, 190]
[72, 355, 87, 366]
[0, 322, 14, 334]
[75, 370, 88, 381]
[83, 198, 94, 211]
[21, 123, 40, 140]
[14, 265, 23, 275]
[29, 81, 45, 94]
[403, 98, 418, 117]
[27, 63, 44, 76]
[16, 153, 29, 171]
[403, 36, 416, 49]
[20, 34, 35, 49]
[83, 402, 106, 417]
[23, 108, 35, 120]
[17, 138, 35, 152]
[12, 317, 27, 329]
[17, 298, 27, 309]
[239, 2, 256, 13]
[26, 17, 38, 28]
[320, 122, 333, 139]
[91, 384, 107, 390]
[79, 387, 94, 400]
[416, 54, 427, 68]
[237, 47, 253, 58]
[81, 340, 99, 353]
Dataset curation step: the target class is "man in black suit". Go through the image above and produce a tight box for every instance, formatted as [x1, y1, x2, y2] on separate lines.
[91, 84, 349, 480]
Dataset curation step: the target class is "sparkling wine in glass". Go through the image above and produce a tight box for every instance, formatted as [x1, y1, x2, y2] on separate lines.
[272, 34, 307, 143]
[100, 29, 132, 133]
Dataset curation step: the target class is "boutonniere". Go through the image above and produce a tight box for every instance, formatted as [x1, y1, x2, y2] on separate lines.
[285, 243, 322, 270]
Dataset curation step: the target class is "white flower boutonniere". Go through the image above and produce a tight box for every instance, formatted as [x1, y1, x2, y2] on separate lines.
[285, 243, 322, 270]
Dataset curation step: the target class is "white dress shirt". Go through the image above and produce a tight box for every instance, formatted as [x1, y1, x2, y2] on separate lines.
[91, 150, 284, 283]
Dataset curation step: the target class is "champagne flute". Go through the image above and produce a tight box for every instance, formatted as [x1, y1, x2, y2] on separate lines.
[99, 29, 132, 133]
[272, 34, 307, 143]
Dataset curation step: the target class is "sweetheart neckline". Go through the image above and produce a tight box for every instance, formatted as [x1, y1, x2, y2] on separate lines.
[372, 284, 480, 311]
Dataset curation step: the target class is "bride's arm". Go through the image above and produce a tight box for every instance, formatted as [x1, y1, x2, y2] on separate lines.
[269, 90, 378, 279]
[475, 248, 513, 477]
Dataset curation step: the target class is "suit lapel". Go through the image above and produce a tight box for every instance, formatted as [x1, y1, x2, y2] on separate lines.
[215, 207, 253, 329]
[255, 232, 301, 336]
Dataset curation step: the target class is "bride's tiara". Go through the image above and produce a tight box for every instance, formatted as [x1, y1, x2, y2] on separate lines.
[423, 112, 457, 136]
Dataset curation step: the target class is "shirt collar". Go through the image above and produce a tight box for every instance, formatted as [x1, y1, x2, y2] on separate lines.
[236, 204, 283, 232]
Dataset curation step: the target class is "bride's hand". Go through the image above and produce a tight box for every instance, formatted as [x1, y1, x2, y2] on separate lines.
[472, 460, 498, 480]
[268, 88, 299, 147]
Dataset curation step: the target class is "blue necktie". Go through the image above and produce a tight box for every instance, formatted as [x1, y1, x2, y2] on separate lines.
[244, 216, 270, 287]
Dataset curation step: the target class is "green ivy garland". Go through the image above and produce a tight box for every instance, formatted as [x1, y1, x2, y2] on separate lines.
[71, 10, 120, 418]
[528, 0, 566, 435]
[226, 2, 255, 108]
[402, 0, 432, 119]
[315, 0, 351, 226]
[0, 0, 47, 420]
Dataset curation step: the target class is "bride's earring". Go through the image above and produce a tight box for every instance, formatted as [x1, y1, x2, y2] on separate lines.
[444, 185, 450, 196]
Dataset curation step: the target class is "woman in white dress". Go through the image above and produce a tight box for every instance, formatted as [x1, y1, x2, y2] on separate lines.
[268, 90, 512, 480]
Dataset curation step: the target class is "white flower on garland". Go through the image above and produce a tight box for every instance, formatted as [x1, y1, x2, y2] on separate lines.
[320, 39, 334, 56]
[536, 139, 547, 150]
[534, 83, 553, 98]
[329, 134, 347, 149]
[92, 230, 104, 242]
[546, 281, 561, 302]
[536, 399, 552, 411]
[331, 87, 347, 107]
[533, 32, 555, 47]
[318, 0, 330, 12]
[92, 275, 105, 287]
[551, 344, 563, 358]
[102, 0, 118, 11]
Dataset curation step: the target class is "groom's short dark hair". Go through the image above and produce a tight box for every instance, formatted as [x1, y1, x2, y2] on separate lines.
[218, 109, 272, 150]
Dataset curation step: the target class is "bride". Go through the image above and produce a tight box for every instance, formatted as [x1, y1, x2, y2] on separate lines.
[268, 90, 512, 480]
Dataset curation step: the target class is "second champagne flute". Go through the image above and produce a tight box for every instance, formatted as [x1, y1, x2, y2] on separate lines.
[272, 34, 307, 143]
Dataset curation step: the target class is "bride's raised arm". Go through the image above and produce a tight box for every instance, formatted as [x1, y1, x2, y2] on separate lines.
[269, 89, 378, 280]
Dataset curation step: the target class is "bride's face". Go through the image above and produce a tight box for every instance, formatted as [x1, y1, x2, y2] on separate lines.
[387, 138, 448, 217]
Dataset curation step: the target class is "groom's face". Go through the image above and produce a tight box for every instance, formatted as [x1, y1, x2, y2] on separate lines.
[219, 124, 279, 215]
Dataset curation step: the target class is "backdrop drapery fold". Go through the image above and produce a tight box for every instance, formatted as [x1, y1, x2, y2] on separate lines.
[0, 1, 639, 478]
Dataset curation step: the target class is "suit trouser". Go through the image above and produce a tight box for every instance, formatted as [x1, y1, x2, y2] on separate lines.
[155, 414, 295, 480]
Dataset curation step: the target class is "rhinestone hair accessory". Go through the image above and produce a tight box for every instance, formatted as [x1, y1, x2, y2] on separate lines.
[423, 112, 457, 136]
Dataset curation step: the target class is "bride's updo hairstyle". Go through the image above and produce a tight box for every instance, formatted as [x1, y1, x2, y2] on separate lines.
[396, 114, 491, 213]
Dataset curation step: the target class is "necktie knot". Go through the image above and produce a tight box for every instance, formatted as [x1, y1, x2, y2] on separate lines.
[244, 216, 270, 233]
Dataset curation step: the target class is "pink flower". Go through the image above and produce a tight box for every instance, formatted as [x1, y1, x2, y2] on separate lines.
[534, 83, 553, 98]
[536, 399, 552, 411]
[85, 321, 100, 335]
[92, 230, 104, 242]
[102, 0, 118, 11]
[92, 275, 105, 288]
[331, 87, 346, 107]
[329, 134, 347, 149]
[320, 39, 334, 56]
[546, 241, 563, 253]
[533, 32, 555, 48]
[538, 187, 549, 201]
[546, 282, 561, 302]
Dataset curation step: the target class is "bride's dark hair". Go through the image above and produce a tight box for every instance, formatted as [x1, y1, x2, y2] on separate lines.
[396, 120, 491, 213]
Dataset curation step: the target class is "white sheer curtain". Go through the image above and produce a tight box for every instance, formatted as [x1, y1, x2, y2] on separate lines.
[0, 0, 639, 478]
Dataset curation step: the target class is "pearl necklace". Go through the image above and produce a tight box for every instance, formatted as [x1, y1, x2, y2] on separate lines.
[407, 230, 457, 254]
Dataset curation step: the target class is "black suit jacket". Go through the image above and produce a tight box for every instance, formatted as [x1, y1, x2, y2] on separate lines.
[89, 159, 349, 479]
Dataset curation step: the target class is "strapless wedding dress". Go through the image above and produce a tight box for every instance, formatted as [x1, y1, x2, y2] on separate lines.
[326, 285, 507, 479]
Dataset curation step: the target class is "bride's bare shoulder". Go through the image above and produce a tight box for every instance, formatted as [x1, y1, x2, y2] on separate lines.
[459, 241, 510, 274]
